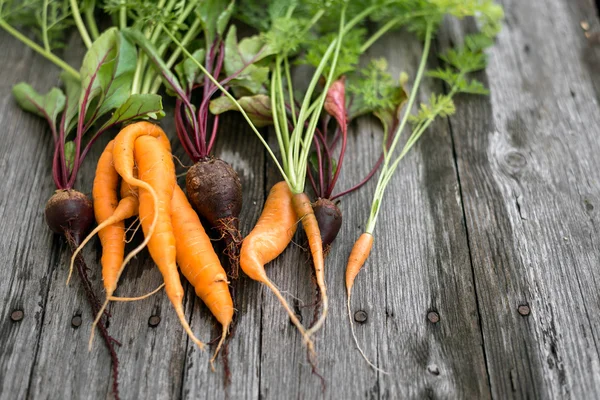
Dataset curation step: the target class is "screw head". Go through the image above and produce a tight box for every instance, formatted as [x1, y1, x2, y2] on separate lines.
[148, 315, 161, 327]
[427, 311, 440, 324]
[10, 310, 24, 322]
[71, 315, 82, 328]
[518, 305, 531, 316]
[354, 310, 368, 324]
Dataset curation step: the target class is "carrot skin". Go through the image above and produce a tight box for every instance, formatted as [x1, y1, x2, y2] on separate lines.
[345, 232, 374, 295]
[171, 185, 233, 327]
[240, 181, 297, 281]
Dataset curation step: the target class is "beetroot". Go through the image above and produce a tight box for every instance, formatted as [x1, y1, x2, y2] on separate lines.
[45, 190, 94, 245]
[312, 198, 342, 250]
[186, 157, 243, 278]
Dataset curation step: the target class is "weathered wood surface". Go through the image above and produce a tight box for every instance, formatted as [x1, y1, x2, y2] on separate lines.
[1, 0, 600, 398]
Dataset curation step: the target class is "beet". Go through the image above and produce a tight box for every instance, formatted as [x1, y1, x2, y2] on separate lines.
[45, 189, 94, 245]
[185, 157, 243, 278]
[313, 198, 342, 249]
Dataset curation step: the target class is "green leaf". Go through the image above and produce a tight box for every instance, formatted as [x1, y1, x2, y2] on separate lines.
[96, 32, 137, 118]
[175, 48, 205, 90]
[347, 58, 408, 124]
[224, 25, 272, 95]
[64, 140, 75, 172]
[12, 83, 65, 128]
[197, 0, 235, 44]
[99, 94, 165, 132]
[209, 94, 273, 127]
[78, 27, 121, 124]
[302, 28, 366, 79]
[458, 79, 489, 95]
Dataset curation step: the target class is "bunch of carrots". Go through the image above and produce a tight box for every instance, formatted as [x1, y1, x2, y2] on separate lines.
[1, 0, 505, 396]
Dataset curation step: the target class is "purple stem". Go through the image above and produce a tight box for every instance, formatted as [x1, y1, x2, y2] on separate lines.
[307, 163, 319, 197]
[175, 98, 200, 161]
[326, 123, 347, 198]
[314, 137, 325, 198]
[58, 102, 69, 187]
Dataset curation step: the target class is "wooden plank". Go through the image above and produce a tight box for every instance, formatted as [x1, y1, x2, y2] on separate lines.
[179, 115, 265, 399]
[441, 0, 600, 397]
[252, 30, 490, 398]
[0, 33, 72, 400]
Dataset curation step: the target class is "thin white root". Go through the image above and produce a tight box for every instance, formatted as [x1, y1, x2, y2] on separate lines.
[175, 304, 206, 351]
[306, 285, 328, 337]
[88, 297, 110, 351]
[118, 180, 159, 278]
[263, 278, 315, 356]
[347, 290, 388, 375]
[210, 324, 229, 371]
[110, 283, 165, 301]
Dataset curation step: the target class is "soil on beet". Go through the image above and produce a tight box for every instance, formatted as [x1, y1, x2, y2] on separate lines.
[185, 157, 243, 278]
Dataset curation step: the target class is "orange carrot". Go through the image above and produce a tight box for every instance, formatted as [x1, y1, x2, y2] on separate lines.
[171, 185, 233, 365]
[111, 121, 171, 271]
[240, 182, 313, 350]
[69, 141, 139, 289]
[291, 193, 328, 337]
[134, 134, 204, 349]
[345, 232, 386, 373]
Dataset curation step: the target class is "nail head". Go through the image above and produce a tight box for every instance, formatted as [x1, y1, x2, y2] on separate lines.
[10, 310, 24, 322]
[148, 315, 161, 327]
[71, 315, 82, 328]
[427, 311, 440, 324]
[354, 310, 368, 324]
[518, 305, 531, 316]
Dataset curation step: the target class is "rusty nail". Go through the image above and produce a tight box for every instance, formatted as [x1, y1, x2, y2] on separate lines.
[427, 311, 440, 324]
[71, 315, 82, 328]
[10, 310, 24, 322]
[427, 365, 440, 375]
[518, 305, 531, 316]
[354, 310, 368, 324]
[148, 315, 161, 327]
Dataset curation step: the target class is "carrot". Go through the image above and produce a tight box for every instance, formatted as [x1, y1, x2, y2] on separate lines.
[345, 233, 386, 373]
[134, 134, 204, 349]
[171, 185, 233, 366]
[291, 193, 328, 337]
[111, 121, 170, 271]
[240, 182, 314, 351]
[69, 141, 139, 294]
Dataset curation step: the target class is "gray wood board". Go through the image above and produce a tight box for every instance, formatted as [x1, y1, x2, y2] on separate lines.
[441, 0, 600, 398]
[0, 0, 599, 398]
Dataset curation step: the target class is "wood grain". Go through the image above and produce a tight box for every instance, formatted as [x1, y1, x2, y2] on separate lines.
[0, 0, 599, 398]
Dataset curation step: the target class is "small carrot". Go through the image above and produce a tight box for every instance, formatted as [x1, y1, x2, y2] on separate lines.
[240, 182, 313, 351]
[345, 233, 387, 373]
[171, 185, 233, 366]
[291, 193, 328, 337]
[134, 134, 204, 349]
[69, 141, 140, 294]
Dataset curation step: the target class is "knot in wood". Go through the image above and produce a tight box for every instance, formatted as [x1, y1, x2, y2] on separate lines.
[148, 315, 161, 327]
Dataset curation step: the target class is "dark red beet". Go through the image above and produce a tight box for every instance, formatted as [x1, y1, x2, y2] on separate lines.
[45, 189, 94, 245]
[185, 157, 243, 278]
[313, 198, 342, 249]
[45, 189, 121, 399]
